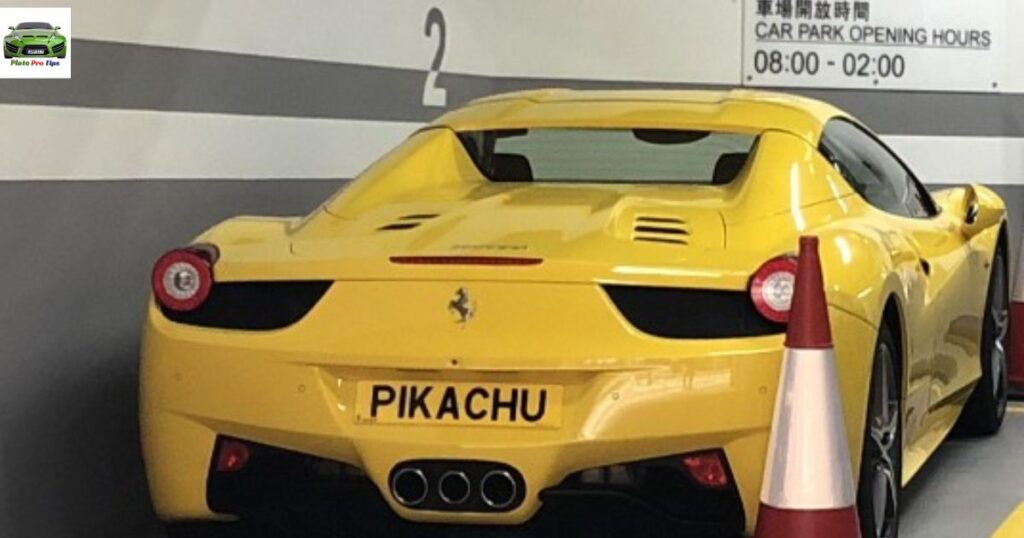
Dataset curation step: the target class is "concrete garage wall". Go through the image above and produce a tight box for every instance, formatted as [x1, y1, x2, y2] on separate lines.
[0, 181, 338, 537]
[2, 1, 1024, 536]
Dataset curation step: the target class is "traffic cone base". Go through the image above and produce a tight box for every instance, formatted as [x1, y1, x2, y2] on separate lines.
[755, 505, 860, 538]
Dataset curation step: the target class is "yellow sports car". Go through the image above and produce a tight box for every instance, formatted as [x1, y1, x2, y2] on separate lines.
[141, 90, 1008, 538]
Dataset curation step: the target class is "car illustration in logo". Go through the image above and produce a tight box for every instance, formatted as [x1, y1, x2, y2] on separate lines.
[4, 22, 66, 59]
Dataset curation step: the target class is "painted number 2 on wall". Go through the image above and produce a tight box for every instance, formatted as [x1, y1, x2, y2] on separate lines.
[422, 7, 447, 107]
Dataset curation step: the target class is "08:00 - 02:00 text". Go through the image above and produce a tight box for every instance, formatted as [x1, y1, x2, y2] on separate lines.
[753, 49, 906, 78]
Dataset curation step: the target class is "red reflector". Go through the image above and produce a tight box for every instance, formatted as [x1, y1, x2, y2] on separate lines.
[215, 439, 250, 473]
[682, 451, 729, 488]
[390, 256, 543, 266]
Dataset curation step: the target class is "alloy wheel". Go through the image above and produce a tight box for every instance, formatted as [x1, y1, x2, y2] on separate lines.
[867, 343, 900, 538]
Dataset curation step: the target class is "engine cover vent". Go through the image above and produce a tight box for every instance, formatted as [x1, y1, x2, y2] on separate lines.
[377, 213, 440, 231]
[632, 216, 690, 245]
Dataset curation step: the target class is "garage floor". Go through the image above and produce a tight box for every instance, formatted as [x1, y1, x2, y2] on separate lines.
[901, 401, 1024, 538]
[149, 403, 1024, 538]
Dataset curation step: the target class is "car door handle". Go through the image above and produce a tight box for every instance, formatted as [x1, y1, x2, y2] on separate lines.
[919, 258, 931, 276]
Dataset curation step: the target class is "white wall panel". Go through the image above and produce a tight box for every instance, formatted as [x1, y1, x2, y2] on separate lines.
[447, 0, 743, 82]
[883, 135, 1024, 185]
[20, 0, 743, 84]
[1002, 0, 1024, 92]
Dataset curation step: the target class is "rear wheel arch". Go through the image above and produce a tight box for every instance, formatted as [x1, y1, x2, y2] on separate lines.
[994, 222, 1009, 305]
[880, 296, 905, 401]
[997, 222, 1009, 274]
[955, 224, 1010, 436]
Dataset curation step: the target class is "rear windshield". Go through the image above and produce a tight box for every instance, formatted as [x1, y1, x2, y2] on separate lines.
[457, 128, 757, 184]
[16, 22, 53, 30]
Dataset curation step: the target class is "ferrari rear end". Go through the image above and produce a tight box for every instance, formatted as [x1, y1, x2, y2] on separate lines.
[143, 263, 790, 536]
[142, 216, 870, 538]
[141, 91, 877, 537]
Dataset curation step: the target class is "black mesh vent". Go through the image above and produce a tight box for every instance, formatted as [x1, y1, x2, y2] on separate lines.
[161, 281, 332, 330]
[377, 222, 420, 231]
[377, 213, 439, 231]
[603, 285, 785, 339]
[633, 216, 690, 245]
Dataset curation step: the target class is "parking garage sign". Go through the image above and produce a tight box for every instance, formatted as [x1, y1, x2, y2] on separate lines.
[742, 0, 1004, 92]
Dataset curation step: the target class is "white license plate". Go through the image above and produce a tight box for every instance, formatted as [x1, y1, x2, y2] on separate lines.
[355, 381, 563, 428]
[26, 50, 44, 55]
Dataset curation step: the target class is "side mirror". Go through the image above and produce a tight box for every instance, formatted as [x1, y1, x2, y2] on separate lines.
[934, 185, 1001, 238]
[962, 191, 1002, 239]
[54, 26, 60, 31]
[7, 26, 14, 31]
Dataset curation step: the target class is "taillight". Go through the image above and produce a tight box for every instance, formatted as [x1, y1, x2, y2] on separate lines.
[215, 439, 250, 473]
[682, 451, 730, 488]
[749, 255, 798, 323]
[151, 245, 217, 312]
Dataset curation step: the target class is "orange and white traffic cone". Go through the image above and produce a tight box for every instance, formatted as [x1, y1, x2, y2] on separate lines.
[1009, 235, 1024, 391]
[755, 236, 861, 538]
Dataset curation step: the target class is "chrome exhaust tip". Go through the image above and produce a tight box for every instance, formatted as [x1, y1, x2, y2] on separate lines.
[438, 470, 472, 505]
[480, 469, 517, 509]
[391, 467, 429, 506]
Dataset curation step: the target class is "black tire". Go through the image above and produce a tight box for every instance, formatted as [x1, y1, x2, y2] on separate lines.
[58, 54, 65, 58]
[3, 54, 10, 59]
[957, 244, 1009, 436]
[857, 322, 901, 538]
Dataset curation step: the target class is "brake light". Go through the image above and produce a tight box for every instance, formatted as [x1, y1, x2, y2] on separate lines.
[749, 255, 798, 323]
[151, 245, 217, 312]
[682, 451, 729, 488]
[215, 439, 250, 472]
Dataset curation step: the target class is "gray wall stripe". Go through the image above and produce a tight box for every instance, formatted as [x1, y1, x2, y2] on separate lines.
[0, 40, 435, 123]
[0, 39, 1022, 137]
[0, 178, 339, 538]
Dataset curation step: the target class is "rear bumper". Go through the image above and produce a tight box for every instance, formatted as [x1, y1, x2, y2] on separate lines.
[203, 437, 744, 537]
[140, 282, 876, 536]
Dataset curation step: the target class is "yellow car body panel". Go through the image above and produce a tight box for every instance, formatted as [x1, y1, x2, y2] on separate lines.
[993, 501, 1024, 538]
[140, 89, 1005, 535]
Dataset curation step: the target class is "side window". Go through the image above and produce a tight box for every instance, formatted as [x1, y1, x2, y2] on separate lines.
[820, 119, 935, 218]
[904, 174, 937, 218]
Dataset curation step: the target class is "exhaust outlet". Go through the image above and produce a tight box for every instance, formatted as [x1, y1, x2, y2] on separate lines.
[391, 467, 429, 506]
[438, 470, 472, 505]
[480, 469, 517, 509]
